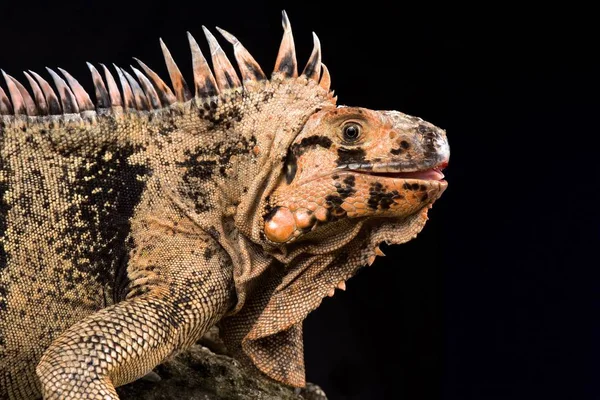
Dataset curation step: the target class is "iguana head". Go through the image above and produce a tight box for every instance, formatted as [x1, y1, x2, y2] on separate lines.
[264, 106, 448, 244]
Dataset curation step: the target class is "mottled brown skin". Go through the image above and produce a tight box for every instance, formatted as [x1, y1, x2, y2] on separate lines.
[0, 21, 449, 400]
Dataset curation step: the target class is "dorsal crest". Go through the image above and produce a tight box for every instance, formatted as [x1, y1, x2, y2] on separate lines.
[0, 11, 333, 119]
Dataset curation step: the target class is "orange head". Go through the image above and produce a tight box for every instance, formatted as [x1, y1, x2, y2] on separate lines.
[264, 106, 449, 244]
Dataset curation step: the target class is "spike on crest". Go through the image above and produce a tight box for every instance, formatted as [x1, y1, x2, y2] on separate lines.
[23, 71, 48, 115]
[273, 10, 298, 78]
[86, 63, 110, 109]
[100, 64, 123, 107]
[319, 63, 331, 91]
[58, 68, 94, 111]
[46, 68, 79, 114]
[159, 39, 192, 102]
[122, 69, 150, 110]
[216, 27, 266, 83]
[3, 72, 37, 116]
[302, 32, 321, 81]
[29, 70, 61, 114]
[133, 58, 177, 105]
[0, 85, 13, 115]
[114, 65, 137, 109]
[2, 71, 27, 115]
[187, 32, 219, 98]
[202, 26, 242, 91]
[131, 66, 162, 109]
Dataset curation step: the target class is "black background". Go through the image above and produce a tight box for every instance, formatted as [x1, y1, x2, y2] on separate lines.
[1, 2, 598, 399]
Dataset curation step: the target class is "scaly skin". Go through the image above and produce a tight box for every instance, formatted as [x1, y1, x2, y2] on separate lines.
[264, 107, 448, 244]
[0, 13, 449, 400]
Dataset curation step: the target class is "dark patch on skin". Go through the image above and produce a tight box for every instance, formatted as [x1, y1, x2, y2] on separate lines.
[262, 91, 274, 103]
[263, 206, 281, 223]
[200, 98, 244, 129]
[277, 52, 296, 76]
[180, 153, 218, 180]
[0, 286, 6, 311]
[336, 147, 367, 167]
[325, 195, 344, 208]
[343, 175, 355, 187]
[285, 157, 297, 184]
[55, 144, 150, 294]
[418, 124, 440, 161]
[291, 135, 333, 158]
[325, 195, 346, 218]
[177, 152, 217, 214]
[203, 246, 216, 261]
[217, 136, 256, 175]
[391, 140, 412, 155]
[334, 175, 356, 199]
[177, 135, 256, 210]
[367, 182, 400, 210]
[0, 157, 9, 270]
[113, 237, 134, 302]
[207, 226, 220, 240]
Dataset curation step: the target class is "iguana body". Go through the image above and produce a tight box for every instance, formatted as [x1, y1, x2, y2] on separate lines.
[0, 12, 449, 399]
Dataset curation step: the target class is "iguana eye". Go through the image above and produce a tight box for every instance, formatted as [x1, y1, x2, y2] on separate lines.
[342, 123, 361, 142]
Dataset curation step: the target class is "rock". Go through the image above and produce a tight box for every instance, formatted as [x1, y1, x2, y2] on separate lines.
[116, 344, 327, 400]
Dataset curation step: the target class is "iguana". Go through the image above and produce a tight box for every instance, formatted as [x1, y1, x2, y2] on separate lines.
[0, 11, 449, 400]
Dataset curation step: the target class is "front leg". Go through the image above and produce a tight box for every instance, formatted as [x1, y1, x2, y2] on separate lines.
[36, 230, 234, 399]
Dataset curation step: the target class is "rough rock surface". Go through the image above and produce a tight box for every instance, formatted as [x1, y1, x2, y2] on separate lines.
[116, 343, 327, 400]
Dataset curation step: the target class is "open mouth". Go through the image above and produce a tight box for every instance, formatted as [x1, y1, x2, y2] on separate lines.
[353, 161, 448, 181]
